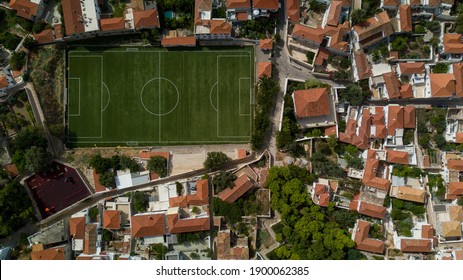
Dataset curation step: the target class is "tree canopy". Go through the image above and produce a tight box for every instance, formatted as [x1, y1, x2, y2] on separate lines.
[147, 156, 168, 177]
[266, 166, 355, 259]
[0, 181, 34, 238]
[212, 171, 236, 193]
[203, 152, 230, 170]
[132, 191, 148, 213]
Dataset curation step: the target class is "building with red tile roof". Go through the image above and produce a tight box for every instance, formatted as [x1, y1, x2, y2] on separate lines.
[403, 106, 416, 128]
[210, 20, 232, 35]
[395, 186, 426, 203]
[93, 170, 107, 193]
[133, 9, 160, 30]
[400, 84, 413, 99]
[161, 36, 197, 47]
[33, 30, 54, 44]
[399, 5, 412, 32]
[312, 183, 331, 207]
[169, 179, 208, 207]
[398, 62, 425, 76]
[217, 174, 254, 203]
[452, 63, 463, 97]
[353, 51, 372, 81]
[352, 11, 393, 49]
[257, 61, 272, 78]
[259, 39, 273, 50]
[387, 105, 415, 137]
[400, 239, 432, 253]
[252, 0, 278, 10]
[314, 48, 330, 68]
[131, 213, 166, 238]
[443, 34, 463, 55]
[9, 0, 43, 21]
[291, 24, 325, 46]
[100, 17, 126, 31]
[235, 148, 247, 159]
[32, 246, 66, 260]
[362, 150, 390, 192]
[292, 88, 330, 118]
[103, 210, 121, 229]
[194, 0, 212, 26]
[422, 225, 434, 239]
[167, 209, 210, 234]
[340, 107, 382, 149]
[387, 150, 409, 164]
[383, 72, 401, 99]
[446, 182, 463, 200]
[447, 159, 463, 171]
[325, 0, 348, 27]
[352, 220, 385, 254]
[286, 0, 300, 22]
[324, 22, 350, 53]
[139, 151, 169, 160]
[61, 0, 85, 35]
[382, 0, 399, 7]
[227, 0, 251, 9]
[53, 24, 63, 39]
[429, 74, 456, 97]
[0, 76, 8, 89]
[216, 230, 249, 260]
[70, 217, 86, 240]
[84, 224, 97, 255]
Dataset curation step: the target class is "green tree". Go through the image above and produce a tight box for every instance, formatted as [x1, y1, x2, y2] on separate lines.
[351, 9, 367, 25]
[150, 243, 168, 260]
[425, 21, 441, 33]
[433, 63, 449, 74]
[391, 37, 408, 55]
[23, 146, 50, 173]
[433, 134, 446, 149]
[99, 171, 116, 188]
[339, 84, 370, 106]
[9, 51, 27, 71]
[132, 191, 148, 213]
[0, 181, 34, 238]
[32, 21, 48, 34]
[203, 152, 229, 170]
[23, 36, 36, 49]
[211, 197, 243, 223]
[147, 156, 167, 177]
[89, 206, 99, 221]
[306, 51, 315, 64]
[212, 171, 236, 193]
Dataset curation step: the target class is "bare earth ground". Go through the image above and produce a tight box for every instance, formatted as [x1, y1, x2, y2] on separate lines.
[62, 144, 250, 191]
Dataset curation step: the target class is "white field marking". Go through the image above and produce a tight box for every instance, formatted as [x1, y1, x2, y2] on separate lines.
[139, 78, 180, 116]
[68, 140, 250, 144]
[209, 82, 218, 112]
[127, 48, 139, 51]
[68, 55, 104, 139]
[216, 55, 252, 139]
[101, 82, 111, 112]
[158, 52, 161, 143]
[239, 78, 251, 116]
[68, 78, 81, 116]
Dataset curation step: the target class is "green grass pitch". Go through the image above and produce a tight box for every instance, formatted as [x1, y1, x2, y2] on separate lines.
[66, 46, 254, 146]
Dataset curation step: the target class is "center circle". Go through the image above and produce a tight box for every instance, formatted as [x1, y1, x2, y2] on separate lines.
[140, 78, 179, 116]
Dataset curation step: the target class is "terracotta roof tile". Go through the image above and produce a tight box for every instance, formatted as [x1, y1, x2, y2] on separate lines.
[401, 239, 432, 253]
[170, 179, 209, 207]
[383, 72, 401, 99]
[103, 210, 121, 229]
[194, 0, 212, 25]
[227, 0, 251, 9]
[358, 202, 387, 219]
[453, 63, 463, 97]
[32, 247, 65, 260]
[387, 150, 409, 164]
[3, 163, 18, 177]
[399, 5, 412, 32]
[286, 0, 300, 22]
[353, 11, 393, 49]
[443, 34, 463, 54]
[61, 0, 85, 35]
[430, 74, 456, 97]
[422, 225, 434, 239]
[131, 214, 166, 238]
[383, 0, 399, 5]
[398, 62, 425, 75]
[33, 30, 54, 44]
[456, 132, 463, 143]
[292, 24, 325, 45]
[353, 220, 385, 254]
[259, 39, 273, 50]
[217, 174, 254, 203]
[133, 9, 160, 30]
[167, 212, 210, 234]
[235, 12, 249, 21]
[362, 150, 391, 191]
[324, 125, 337, 136]
[257, 61, 272, 78]
[93, 170, 107, 193]
[314, 47, 330, 66]
[354, 51, 372, 80]
[403, 106, 416, 128]
[161, 36, 196, 47]
[387, 105, 404, 136]
[293, 88, 330, 118]
[210, 20, 232, 35]
[100, 17, 126, 31]
[400, 84, 413, 99]
[70, 217, 86, 240]
[446, 182, 463, 200]
[396, 186, 426, 203]
[139, 151, 169, 160]
[84, 224, 97, 255]
[449, 206, 463, 222]
[447, 159, 463, 171]
[326, 0, 344, 27]
[442, 221, 462, 238]
[9, 0, 38, 20]
[252, 0, 278, 10]
[455, 250, 463, 260]
[53, 24, 63, 39]
[236, 149, 247, 159]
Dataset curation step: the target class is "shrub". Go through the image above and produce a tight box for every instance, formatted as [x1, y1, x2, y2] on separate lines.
[433, 63, 449, 73]
[147, 156, 168, 177]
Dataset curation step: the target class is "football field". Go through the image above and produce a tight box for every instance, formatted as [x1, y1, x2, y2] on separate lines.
[66, 47, 254, 146]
